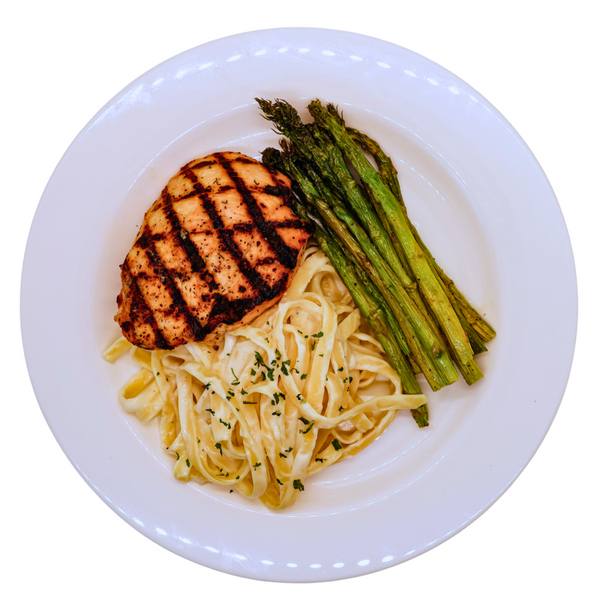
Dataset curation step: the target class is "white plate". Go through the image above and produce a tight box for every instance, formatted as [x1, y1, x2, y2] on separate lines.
[21, 28, 576, 583]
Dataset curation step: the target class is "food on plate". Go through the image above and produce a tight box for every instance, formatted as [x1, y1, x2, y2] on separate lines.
[257, 97, 495, 398]
[114, 151, 313, 350]
[104, 245, 426, 510]
[105, 99, 495, 509]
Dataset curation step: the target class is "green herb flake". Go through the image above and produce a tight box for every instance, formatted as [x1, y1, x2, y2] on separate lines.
[301, 373, 307, 380]
[293, 479, 305, 491]
[186, 459, 190, 468]
[219, 419, 232, 429]
[279, 452, 287, 458]
[332, 439, 343, 451]
[272, 410, 281, 416]
[315, 457, 326, 463]
[215, 442, 223, 455]
[254, 351, 268, 369]
[300, 421, 314, 435]
[296, 393, 307, 404]
[252, 462, 261, 470]
[206, 408, 215, 415]
[312, 331, 324, 338]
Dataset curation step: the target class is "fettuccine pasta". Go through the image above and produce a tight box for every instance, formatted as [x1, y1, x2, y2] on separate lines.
[104, 245, 426, 510]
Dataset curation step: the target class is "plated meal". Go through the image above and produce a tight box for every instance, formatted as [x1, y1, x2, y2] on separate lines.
[104, 98, 495, 510]
[22, 27, 575, 581]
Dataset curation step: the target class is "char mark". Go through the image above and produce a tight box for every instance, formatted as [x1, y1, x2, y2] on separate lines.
[143, 240, 209, 344]
[122, 260, 170, 350]
[182, 167, 274, 299]
[214, 154, 299, 270]
[159, 189, 219, 291]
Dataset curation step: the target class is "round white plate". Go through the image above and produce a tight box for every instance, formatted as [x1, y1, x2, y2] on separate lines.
[21, 28, 576, 583]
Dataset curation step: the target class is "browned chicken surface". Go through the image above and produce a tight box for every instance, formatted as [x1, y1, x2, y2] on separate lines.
[115, 152, 313, 350]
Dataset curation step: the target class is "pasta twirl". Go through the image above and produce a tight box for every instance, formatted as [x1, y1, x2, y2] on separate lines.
[104, 245, 427, 510]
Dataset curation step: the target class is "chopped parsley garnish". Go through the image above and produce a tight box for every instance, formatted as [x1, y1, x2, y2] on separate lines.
[300, 421, 314, 435]
[280, 359, 291, 376]
[186, 459, 190, 468]
[279, 452, 287, 458]
[293, 479, 305, 491]
[315, 457, 326, 463]
[311, 341, 316, 351]
[252, 462, 261, 470]
[276, 478, 283, 486]
[299, 416, 310, 425]
[332, 439, 342, 451]
[205, 382, 211, 389]
[275, 349, 282, 360]
[240, 388, 248, 395]
[250, 368, 256, 376]
[296, 393, 307, 404]
[301, 373, 307, 380]
[272, 410, 281, 416]
[312, 331, 324, 338]
[215, 442, 223, 455]
[206, 408, 215, 415]
[243, 400, 257, 405]
[219, 419, 231, 429]
[338, 367, 344, 372]
[254, 351, 268, 369]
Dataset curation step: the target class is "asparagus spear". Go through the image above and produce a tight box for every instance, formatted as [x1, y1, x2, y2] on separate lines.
[308, 100, 484, 385]
[348, 127, 496, 343]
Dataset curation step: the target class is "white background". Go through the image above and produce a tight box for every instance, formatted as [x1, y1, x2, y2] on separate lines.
[4, 1, 598, 598]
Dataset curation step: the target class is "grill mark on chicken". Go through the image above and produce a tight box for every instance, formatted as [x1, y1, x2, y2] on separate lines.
[121, 261, 170, 349]
[182, 167, 274, 299]
[215, 153, 299, 269]
[160, 189, 219, 291]
[142, 236, 209, 342]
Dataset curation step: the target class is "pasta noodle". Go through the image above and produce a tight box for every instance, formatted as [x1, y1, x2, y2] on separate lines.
[104, 245, 427, 510]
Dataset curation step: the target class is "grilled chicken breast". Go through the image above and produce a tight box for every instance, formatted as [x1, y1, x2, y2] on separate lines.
[115, 151, 313, 350]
